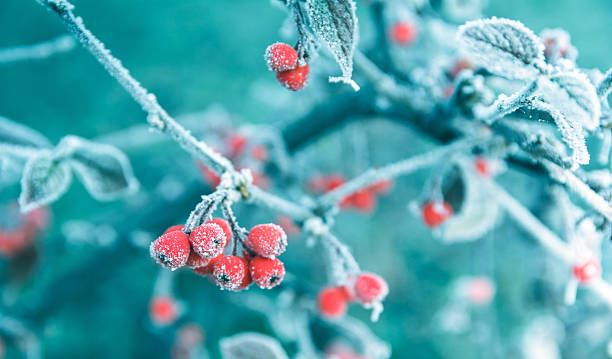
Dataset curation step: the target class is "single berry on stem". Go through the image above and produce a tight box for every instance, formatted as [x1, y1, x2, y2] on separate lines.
[249, 256, 286, 289]
[389, 22, 417, 46]
[246, 223, 287, 258]
[265, 42, 298, 72]
[422, 201, 453, 228]
[354, 272, 389, 304]
[189, 222, 227, 258]
[150, 231, 191, 269]
[318, 286, 350, 319]
[205, 218, 232, 243]
[276, 64, 309, 91]
[573, 259, 601, 283]
[149, 296, 179, 326]
[213, 255, 250, 291]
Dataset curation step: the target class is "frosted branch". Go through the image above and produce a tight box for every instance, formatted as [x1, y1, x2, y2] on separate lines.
[0, 34, 75, 64]
[597, 66, 612, 101]
[474, 81, 538, 123]
[248, 186, 314, 221]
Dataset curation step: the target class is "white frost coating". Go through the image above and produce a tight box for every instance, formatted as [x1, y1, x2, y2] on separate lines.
[57, 135, 140, 200]
[220, 332, 289, 359]
[537, 71, 601, 131]
[19, 151, 73, 213]
[305, 0, 360, 91]
[457, 17, 545, 79]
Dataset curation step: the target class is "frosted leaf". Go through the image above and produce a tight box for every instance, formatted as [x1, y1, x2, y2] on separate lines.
[457, 17, 544, 79]
[57, 135, 139, 200]
[305, 0, 359, 90]
[220, 332, 289, 359]
[440, 159, 500, 242]
[0, 116, 52, 155]
[537, 71, 601, 131]
[19, 151, 72, 213]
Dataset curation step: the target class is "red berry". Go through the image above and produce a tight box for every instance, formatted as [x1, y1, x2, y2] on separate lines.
[276, 64, 309, 91]
[150, 231, 190, 269]
[354, 272, 388, 304]
[345, 190, 376, 212]
[192, 253, 223, 275]
[422, 201, 453, 228]
[277, 215, 300, 236]
[189, 223, 227, 258]
[205, 218, 232, 243]
[197, 162, 221, 187]
[227, 133, 248, 157]
[164, 224, 185, 235]
[265, 42, 298, 72]
[249, 256, 286, 289]
[474, 157, 489, 176]
[246, 224, 287, 258]
[186, 250, 213, 268]
[212, 255, 250, 291]
[389, 22, 417, 46]
[149, 296, 178, 325]
[318, 286, 349, 319]
[573, 259, 601, 283]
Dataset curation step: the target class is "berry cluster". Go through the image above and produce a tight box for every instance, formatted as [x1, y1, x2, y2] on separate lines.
[309, 174, 392, 212]
[150, 220, 287, 291]
[265, 42, 309, 91]
[318, 272, 388, 319]
[0, 205, 49, 257]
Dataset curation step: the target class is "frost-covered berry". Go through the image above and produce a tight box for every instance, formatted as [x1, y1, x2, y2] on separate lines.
[186, 250, 213, 268]
[213, 255, 250, 291]
[265, 42, 298, 72]
[573, 259, 601, 283]
[164, 224, 184, 235]
[205, 218, 232, 243]
[354, 272, 388, 304]
[389, 22, 417, 46]
[192, 253, 223, 275]
[150, 231, 190, 269]
[246, 224, 287, 258]
[249, 256, 285, 289]
[149, 296, 178, 326]
[189, 222, 227, 258]
[422, 201, 453, 228]
[318, 286, 349, 319]
[276, 64, 309, 91]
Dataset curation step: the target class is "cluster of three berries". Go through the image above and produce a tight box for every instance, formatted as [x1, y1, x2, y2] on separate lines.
[150, 220, 287, 291]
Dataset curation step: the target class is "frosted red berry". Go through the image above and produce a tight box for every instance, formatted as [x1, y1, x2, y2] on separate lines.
[249, 256, 286, 289]
[186, 250, 213, 268]
[246, 223, 287, 258]
[189, 222, 227, 258]
[354, 272, 389, 304]
[390, 22, 417, 46]
[192, 253, 223, 275]
[205, 218, 232, 243]
[276, 64, 309, 91]
[212, 255, 250, 291]
[265, 42, 298, 72]
[164, 224, 184, 235]
[573, 259, 601, 283]
[422, 201, 453, 228]
[318, 286, 349, 319]
[150, 231, 190, 269]
[149, 296, 178, 325]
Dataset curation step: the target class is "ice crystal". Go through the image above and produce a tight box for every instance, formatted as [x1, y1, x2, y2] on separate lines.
[457, 17, 545, 79]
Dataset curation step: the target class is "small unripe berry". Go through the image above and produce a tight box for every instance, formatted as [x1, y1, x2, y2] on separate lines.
[276, 64, 309, 91]
[265, 42, 298, 72]
[422, 201, 453, 228]
[189, 223, 227, 258]
[213, 255, 250, 291]
[150, 231, 190, 269]
[389, 22, 417, 46]
[246, 223, 287, 258]
[354, 272, 388, 304]
[573, 259, 601, 283]
[164, 224, 184, 235]
[149, 296, 178, 326]
[318, 286, 349, 319]
[192, 253, 223, 275]
[205, 218, 232, 243]
[249, 256, 286, 289]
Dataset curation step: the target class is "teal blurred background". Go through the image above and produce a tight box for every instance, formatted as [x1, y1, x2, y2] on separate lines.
[2, 0, 612, 358]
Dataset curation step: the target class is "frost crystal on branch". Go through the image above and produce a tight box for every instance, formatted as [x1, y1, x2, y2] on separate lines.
[305, 0, 360, 90]
[457, 17, 545, 79]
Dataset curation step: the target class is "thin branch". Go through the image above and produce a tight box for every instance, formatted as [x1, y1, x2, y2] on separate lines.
[0, 34, 75, 64]
[597, 66, 612, 101]
[318, 137, 479, 207]
[247, 186, 313, 221]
